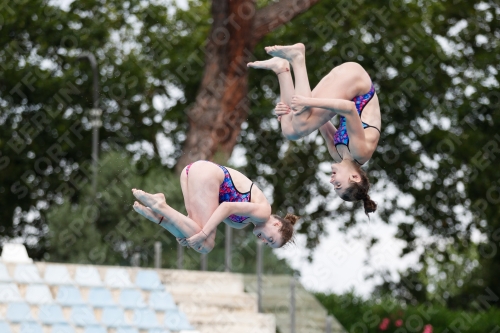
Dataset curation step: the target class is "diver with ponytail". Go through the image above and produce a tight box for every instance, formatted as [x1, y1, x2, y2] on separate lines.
[336, 160, 377, 217]
[131, 161, 298, 253]
[248, 43, 380, 216]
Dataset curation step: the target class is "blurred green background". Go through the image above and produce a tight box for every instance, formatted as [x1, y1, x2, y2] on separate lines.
[1, 0, 499, 330]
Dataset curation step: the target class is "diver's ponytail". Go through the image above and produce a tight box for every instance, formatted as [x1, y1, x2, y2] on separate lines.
[340, 161, 377, 217]
[362, 194, 377, 217]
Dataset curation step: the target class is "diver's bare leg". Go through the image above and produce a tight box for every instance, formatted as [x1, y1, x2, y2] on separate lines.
[132, 189, 201, 238]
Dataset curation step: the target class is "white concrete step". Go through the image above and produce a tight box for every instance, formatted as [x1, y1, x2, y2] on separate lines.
[176, 302, 257, 316]
[195, 321, 275, 333]
[160, 270, 244, 295]
[169, 291, 257, 313]
[181, 310, 274, 326]
[275, 312, 333, 327]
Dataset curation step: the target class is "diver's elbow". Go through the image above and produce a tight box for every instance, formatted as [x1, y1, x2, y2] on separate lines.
[284, 132, 301, 141]
[282, 127, 301, 141]
[291, 124, 311, 139]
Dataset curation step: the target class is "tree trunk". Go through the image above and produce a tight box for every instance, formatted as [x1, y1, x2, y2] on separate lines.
[176, 0, 321, 173]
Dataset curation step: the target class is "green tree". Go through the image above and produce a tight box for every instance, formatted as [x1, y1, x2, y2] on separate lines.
[2, 0, 500, 308]
[46, 151, 182, 265]
[0, 0, 182, 256]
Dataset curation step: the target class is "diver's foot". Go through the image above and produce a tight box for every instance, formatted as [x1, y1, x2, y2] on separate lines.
[265, 43, 305, 63]
[132, 189, 165, 209]
[247, 57, 290, 75]
[133, 201, 163, 224]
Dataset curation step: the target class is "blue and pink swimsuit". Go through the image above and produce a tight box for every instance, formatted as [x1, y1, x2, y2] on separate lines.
[333, 84, 380, 164]
[185, 162, 252, 223]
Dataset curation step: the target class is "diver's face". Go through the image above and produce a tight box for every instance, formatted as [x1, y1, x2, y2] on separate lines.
[330, 163, 358, 197]
[253, 217, 283, 248]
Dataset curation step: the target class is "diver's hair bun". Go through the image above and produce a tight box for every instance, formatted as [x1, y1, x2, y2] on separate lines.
[284, 213, 299, 226]
[272, 213, 298, 247]
[363, 195, 377, 216]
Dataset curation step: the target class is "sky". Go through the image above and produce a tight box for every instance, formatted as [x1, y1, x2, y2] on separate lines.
[274, 215, 419, 297]
[272, 171, 420, 297]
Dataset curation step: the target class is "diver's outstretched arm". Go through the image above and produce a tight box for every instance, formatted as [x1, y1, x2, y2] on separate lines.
[186, 201, 271, 251]
[290, 96, 356, 137]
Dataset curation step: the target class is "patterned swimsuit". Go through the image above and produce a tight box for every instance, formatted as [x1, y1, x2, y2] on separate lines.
[333, 84, 380, 164]
[185, 162, 252, 223]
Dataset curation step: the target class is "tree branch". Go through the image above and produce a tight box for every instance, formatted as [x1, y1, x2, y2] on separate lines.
[252, 0, 321, 42]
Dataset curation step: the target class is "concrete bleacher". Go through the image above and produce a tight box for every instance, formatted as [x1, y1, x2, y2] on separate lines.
[0, 244, 194, 333]
[158, 269, 275, 333]
[0, 243, 346, 333]
[0, 244, 275, 333]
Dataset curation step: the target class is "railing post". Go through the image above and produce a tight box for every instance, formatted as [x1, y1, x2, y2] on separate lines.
[78, 52, 101, 199]
[177, 243, 184, 269]
[290, 276, 296, 333]
[131, 253, 140, 267]
[201, 253, 207, 271]
[326, 315, 333, 333]
[225, 224, 232, 272]
[257, 240, 263, 313]
[154, 241, 162, 269]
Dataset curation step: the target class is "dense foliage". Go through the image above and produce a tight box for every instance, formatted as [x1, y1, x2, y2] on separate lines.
[316, 292, 500, 333]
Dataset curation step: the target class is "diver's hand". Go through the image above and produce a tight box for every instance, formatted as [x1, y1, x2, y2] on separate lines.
[291, 95, 309, 115]
[186, 231, 207, 251]
[275, 102, 291, 121]
[176, 238, 189, 247]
